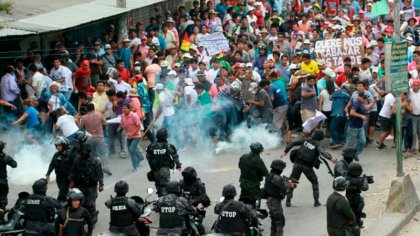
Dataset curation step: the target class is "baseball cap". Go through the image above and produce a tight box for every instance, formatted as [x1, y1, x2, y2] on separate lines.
[168, 70, 177, 76]
[174, 62, 181, 68]
[246, 62, 253, 68]
[105, 44, 111, 49]
[154, 83, 165, 90]
[248, 82, 258, 91]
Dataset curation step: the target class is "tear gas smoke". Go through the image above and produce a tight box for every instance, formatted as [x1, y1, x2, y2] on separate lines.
[214, 123, 281, 155]
[2, 128, 56, 186]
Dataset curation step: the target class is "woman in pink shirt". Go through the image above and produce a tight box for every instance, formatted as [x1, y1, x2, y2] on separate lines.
[121, 104, 144, 171]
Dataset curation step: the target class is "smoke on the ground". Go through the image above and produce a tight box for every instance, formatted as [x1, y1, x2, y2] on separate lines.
[3, 127, 55, 186]
[214, 123, 281, 155]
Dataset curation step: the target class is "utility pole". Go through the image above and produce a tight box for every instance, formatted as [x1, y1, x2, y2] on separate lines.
[393, 0, 403, 177]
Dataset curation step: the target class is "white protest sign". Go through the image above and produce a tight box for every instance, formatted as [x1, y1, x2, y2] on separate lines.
[315, 37, 363, 67]
[198, 32, 230, 56]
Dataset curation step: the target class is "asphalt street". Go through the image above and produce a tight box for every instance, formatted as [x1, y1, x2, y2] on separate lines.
[6, 137, 400, 236]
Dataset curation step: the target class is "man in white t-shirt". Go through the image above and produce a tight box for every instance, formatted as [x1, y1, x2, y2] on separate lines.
[408, 81, 420, 153]
[154, 83, 183, 149]
[376, 93, 396, 150]
[108, 72, 131, 93]
[55, 108, 79, 138]
[183, 78, 198, 108]
[28, 64, 45, 98]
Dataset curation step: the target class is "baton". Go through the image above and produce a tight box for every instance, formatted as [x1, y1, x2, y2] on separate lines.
[141, 118, 157, 140]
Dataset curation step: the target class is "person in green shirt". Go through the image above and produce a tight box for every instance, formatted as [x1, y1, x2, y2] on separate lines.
[196, 83, 212, 106]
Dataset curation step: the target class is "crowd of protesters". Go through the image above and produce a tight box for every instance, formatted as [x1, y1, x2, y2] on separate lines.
[1, 0, 420, 169]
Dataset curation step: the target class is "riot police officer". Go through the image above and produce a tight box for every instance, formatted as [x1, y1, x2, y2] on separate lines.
[346, 163, 369, 228]
[282, 130, 336, 207]
[68, 143, 104, 224]
[146, 128, 181, 197]
[326, 177, 357, 236]
[105, 180, 143, 236]
[238, 142, 268, 208]
[153, 181, 197, 236]
[263, 160, 297, 236]
[180, 166, 211, 208]
[0, 141, 17, 223]
[214, 184, 258, 235]
[46, 136, 74, 202]
[23, 178, 61, 236]
[54, 188, 93, 236]
[334, 148, 357, 177]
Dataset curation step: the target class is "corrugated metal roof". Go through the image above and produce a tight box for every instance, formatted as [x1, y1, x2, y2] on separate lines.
[6, 0, 165, 34]
[0, 27, 35, 37]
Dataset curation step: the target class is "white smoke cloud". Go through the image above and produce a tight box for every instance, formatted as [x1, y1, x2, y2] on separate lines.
[214, 123, 281, 155]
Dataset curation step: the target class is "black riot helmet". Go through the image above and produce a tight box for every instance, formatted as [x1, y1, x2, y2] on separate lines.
[114, 180, 129, 195]
[182, 166, 198, 181]
[73, 130, 88, 143]
[333, 176, 349, 191]
[67, 188, 84, 206]
[222, 184, 237, 199]
[156, 128, 168, 142]
[311, 130, 324, 141]
[54, 136, 69, 149]
[270, 159, 286, 172]
[347, 163, 363, 177]
[342, 147, 357, 163]
[79, 143, 91, 158]
[166, 181, 181, 194]
[32, 178, 48, 194]
[0, 141, 5, 151]
[250, 142, 264, 153]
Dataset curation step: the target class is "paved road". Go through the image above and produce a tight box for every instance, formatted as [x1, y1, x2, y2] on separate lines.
[6, 136, 399, 235]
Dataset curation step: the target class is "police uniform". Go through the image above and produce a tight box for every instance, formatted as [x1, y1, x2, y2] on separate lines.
[68, 154, 104, 222]
[24, 193, 61, 235]
[105, 196, 142, 236]
[264, 173, 290, 236]
[153, 193, 196, 235]
[238, 152, 268, 205]
[0, 151, 17, 211]
[346, 177, 368, 227]
[46, 149, 73, 202]
[54, 206, 93, 236]
[284, 133, 332, 206]
[214, 199, 256, 236]
[146, 142, 181, 196]
[180, 178, 211, 208]
[326, 191, 356, 236]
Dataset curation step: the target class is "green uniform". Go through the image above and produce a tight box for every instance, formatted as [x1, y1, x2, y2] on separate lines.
[326, 191, 356, 236]
[238, 152, 268, 204]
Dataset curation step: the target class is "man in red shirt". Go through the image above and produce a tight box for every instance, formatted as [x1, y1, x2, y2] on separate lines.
[116, 59, 130, 82]
[73, 60, 92, 94]
[121, 103, 144, 171]
[336, 64, 352, 87]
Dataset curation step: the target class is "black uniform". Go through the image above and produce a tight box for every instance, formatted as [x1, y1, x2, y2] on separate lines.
[68, 154, 103, 222]
[326, 191, 356, 236]
[153, 193, 196, 235]
[46, 148, 74, 202]
[334, 159, 350, 178]
[54, 206, 93, 236]
[0, 151, 17, 210]
[105, 196, 143, 236]
[214, 199, 256, 236]
[23, 193, 61, 235]
[146, 141, 181, 196]
[180, 178, 211, 208]
[263, 172, 291, 236]
[284, 131, 332, 206]
[346, 177, 368, 227]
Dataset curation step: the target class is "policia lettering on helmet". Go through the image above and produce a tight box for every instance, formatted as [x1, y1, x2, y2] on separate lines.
[213, 184, 258, 235]
[326, 177, 358, 236]
[262, 160, 297, 236]
[146, 128, 181, 197]
[105, 180, 143, 236]
[334, 148, 357, 178]
[0, 141, 17, 223]
[68, 143, 104, 224]
[54, 188, 93, 236]
[282, 130, 337, 207]
[46, 136, 74, 202]
[346, 163, 370, 228]
[238, 142, 268, 208]
[153, 181, 197, 236]
[23, 178, 61, 236]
